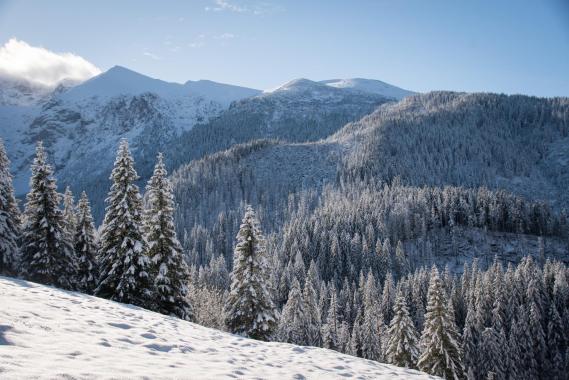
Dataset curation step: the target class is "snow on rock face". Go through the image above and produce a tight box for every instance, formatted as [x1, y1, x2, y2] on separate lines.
[0, 66, 261, 200]
[0, 75, 54, 106]
[0, 276, 438, 380]
[320, 78, 414, 100]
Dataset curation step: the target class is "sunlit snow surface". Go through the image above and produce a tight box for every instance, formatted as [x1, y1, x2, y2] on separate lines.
[0, 276, 438, 379]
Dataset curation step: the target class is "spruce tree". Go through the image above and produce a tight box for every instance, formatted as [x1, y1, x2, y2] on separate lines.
[145, 153, 192, 320]
[277, 277, 306, 344]
[417, 267, 464, 380]
[544, 304, 566, 379]
[95, 139, 152, 307]
[462, 300, 481, 378]
[74, 192, 99, 293]
[361, 271, 383, 361]
[20, 142, 76, 289]
[386, 291, 420, 368]
[322, 285, 340, 350]
[62, 186, 77, 241]
[479, 327, 506, 380]
[303, 261, 322, 346]
[349, 311, 364, 357]
[0, 138, 20, 275]
[224, 206, 277, 340]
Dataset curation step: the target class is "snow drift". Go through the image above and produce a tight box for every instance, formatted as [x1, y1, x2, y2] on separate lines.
[0, 276, 437, 379]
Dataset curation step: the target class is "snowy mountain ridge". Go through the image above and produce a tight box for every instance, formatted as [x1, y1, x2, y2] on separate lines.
[265, 77, 413, 101]
[61, 65, 261, 106]
[320, 78, 414, 100]
[0, 65, 262, 198]
[0, 65, 408, 207]
[0, 276, 437, 379]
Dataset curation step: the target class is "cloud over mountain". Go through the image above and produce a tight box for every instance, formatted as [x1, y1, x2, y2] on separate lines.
[0, 38, 101, 87]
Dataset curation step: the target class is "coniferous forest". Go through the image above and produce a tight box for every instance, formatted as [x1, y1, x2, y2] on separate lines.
[1, 2, 569, 379]
[1, 134, 568, 380]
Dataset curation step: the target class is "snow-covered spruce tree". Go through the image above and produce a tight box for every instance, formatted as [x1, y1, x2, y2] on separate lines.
[0, 138, 21, 275]
[544, 303, 566, 379]
[302, 261, 322, 346]
[74, 191, 99, 294]
[361, 272, 383, 361]
[277, 277, 306, 344]
[386, 291, 420, 368]
[224, 206, 277, 340]
[95, 139, 152, 307]
[20, 142, 76, 289]
[144, 153, 192, 320]
[322, 285, 340, 350]
[62, 186, 77, 241]
[417, 267, 464, 380]
[461, 300, 481, 378]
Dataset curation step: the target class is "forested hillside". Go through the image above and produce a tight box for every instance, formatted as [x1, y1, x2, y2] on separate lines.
[171, 91, 569, 273]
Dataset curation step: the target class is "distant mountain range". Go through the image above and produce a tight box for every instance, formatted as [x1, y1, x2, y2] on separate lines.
[0, 65, 412, 221]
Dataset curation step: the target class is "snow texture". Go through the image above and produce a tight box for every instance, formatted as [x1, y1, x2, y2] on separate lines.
[0, 276, 439, 379]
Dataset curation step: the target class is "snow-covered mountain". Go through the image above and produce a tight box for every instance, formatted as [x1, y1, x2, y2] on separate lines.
[320, 78, 414, 100]
[168, 77, 393, 171]
[170, 92, 569, 269]
[0, 66, 261, 201]
[0, 67, 413, 220]
[61, 66, 260, 106]
[0, 276, 437, 379]
[0, 75, 54, 106]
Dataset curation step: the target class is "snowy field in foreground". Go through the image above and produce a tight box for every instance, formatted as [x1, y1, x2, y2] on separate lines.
[0, 276, 438, 379]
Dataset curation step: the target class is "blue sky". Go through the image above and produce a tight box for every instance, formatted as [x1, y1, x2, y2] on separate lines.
[0, 0, 568, 96]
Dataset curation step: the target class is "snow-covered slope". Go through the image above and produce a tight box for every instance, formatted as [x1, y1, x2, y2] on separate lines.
[0, 75, 54, 106]
[320, 78, 414, 100]
[0, 277, 437, 380]
[167, 78, 392, 183]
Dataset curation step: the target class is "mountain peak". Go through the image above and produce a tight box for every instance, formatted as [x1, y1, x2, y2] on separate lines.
[320, 78, 414, 100]
[264, 78, 329, 94]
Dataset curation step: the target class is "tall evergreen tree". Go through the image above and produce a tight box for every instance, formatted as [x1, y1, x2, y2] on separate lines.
[479, 327, 506, 380]
[386, 291, 420, 368]
[322, 285, 340, 350]
[224, 206, 277, 340]
[95, 139, 152, 307]
[417, 267, 464, 380]
[20, 142, 76, 289]
[145, 153, 192, 320]
[462, 300, 481, 378]
[277, 277, 306, 344]
[544, 303, 566, 379]
[0, 138, 20, 275]
[74, 192, 99, 293]
[62, 186, 77, 241]
[361, 271, 383, 361]
[302, 261, 322, 346]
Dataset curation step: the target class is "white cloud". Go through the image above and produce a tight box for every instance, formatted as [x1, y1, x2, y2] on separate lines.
[205, 0, 247, 13]
[0, 38, 101, 87]
[143, 51, 162, 61]
[204, 0, 282, 15]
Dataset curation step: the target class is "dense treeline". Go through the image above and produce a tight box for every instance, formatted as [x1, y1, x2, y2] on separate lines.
[191, 245, 569, 379]
[276, 183, 567, 284]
